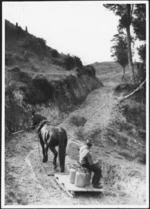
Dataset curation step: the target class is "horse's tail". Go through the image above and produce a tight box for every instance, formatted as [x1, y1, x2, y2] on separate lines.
[37, 120, 48, 133]
[58, 128, 68, 173]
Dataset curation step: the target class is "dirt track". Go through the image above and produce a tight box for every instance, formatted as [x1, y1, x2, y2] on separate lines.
[5, 70, 147, 206]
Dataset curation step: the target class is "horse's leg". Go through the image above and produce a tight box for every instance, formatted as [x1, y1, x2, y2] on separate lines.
[39, 135, 46, 163]
[59, 130, 68, 173]
[40, 139, 48, 163]
[44, 144, 48, 162]
[50, 146, 58, 169]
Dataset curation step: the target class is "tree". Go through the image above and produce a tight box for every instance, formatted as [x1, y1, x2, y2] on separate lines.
[133, 4, 146, 41]
[133, 4, 146, 64]
[111, 33, 128, 75]
[133, 4, 146, 81]
[104, 4, 135, 83]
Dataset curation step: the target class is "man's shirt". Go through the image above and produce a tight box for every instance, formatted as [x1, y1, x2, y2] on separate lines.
[79, 145, 93, 165]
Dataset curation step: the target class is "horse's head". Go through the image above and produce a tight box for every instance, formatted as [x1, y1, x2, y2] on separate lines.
[31, 112, 47, 130]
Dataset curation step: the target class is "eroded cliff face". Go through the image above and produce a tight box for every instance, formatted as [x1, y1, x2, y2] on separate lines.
[5, 70, 103, 136]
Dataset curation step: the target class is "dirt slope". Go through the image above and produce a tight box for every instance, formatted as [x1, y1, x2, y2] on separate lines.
[5, 68, 147, 206]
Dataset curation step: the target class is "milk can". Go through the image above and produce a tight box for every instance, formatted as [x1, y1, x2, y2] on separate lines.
[74, 171, 86, 187]
[69, 168, 76, 184]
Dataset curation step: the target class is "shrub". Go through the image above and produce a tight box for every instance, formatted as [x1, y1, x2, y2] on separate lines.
[63, 54, 83, 70]
[136, 152, 146, 164]
[102, 164, 120, 186]
[6, 70, 31, 84]
[64, 55, 75, 70]
[73, 56, 83, 68]
[32, 75, 53, 97]
[22, 37, 47, 57]
[114, 83, 140, 97]
[52, 59, 64, 66]
[23, 50, 35, 60]
[8, 67, 20, 73]
[37, 37, 46, 46]
[21, 84, 47, 105]
[69, 115, 86, 127]
[18, 71, 31, 83]
[21, 75, 54, 105]
[76, 65, 96, 77]
[83, 65, 96, 77]
[5, 82, 16, 101]
[122, 103, 146, 129]
[51, 49, 60, 58]
[136, 62, 146, 82]
[74, 127, 85, 142]
[5, 54, 15, 66]
[32, 113, 46, 127]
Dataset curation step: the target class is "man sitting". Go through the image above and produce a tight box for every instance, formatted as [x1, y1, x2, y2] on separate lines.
[79, 139, 103, 189]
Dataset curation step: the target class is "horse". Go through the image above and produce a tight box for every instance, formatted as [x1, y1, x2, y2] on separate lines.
[37, 120, 68, 173]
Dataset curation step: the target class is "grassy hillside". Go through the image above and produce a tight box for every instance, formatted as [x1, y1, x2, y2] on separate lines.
[92, 60, 145, 85]
[5, 20, 83, 74]
[93, 61, 122, 73]
[5, 20, 103, 136]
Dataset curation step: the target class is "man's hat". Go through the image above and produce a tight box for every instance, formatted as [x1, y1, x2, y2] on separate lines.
[85, 139, 93, 147]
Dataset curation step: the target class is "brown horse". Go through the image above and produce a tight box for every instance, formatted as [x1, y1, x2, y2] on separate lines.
[37, 120, 68, 172]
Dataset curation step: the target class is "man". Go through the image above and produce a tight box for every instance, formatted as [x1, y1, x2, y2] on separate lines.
[79, 139, 103, 189]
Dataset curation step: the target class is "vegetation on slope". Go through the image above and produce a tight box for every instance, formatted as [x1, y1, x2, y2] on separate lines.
[5, 20, 103, 136]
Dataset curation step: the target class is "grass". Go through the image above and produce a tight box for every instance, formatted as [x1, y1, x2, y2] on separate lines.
[5, 163, 28, 205]
[118, 150, 136, 161]
[102, 163, 121, 186]
[5, 188, 28, 205]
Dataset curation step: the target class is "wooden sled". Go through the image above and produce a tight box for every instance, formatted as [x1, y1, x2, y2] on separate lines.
[54, 173, 103, 197]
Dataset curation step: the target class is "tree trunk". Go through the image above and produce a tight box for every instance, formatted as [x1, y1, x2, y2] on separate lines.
[126, 5, 135, 83]
[121, 66, 126, 81]
[123, 66, 125, 75]
[119, 79, 146, 103]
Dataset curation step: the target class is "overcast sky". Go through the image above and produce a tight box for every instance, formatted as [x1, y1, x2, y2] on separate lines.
[3, 1, 145, 64]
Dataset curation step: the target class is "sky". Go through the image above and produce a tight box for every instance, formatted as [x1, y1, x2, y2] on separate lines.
[2, 1, 145, 64]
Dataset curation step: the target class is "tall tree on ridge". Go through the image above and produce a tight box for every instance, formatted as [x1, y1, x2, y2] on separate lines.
[111, 33, 128, 76]
[104, 4, 135, 83]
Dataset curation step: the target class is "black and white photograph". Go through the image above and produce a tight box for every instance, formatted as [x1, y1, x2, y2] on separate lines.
[1, 1, 149, 208]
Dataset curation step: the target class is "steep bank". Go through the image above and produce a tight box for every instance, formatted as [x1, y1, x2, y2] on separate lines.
[6, 69, 102, 136]
[5, 20, 103, 136]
